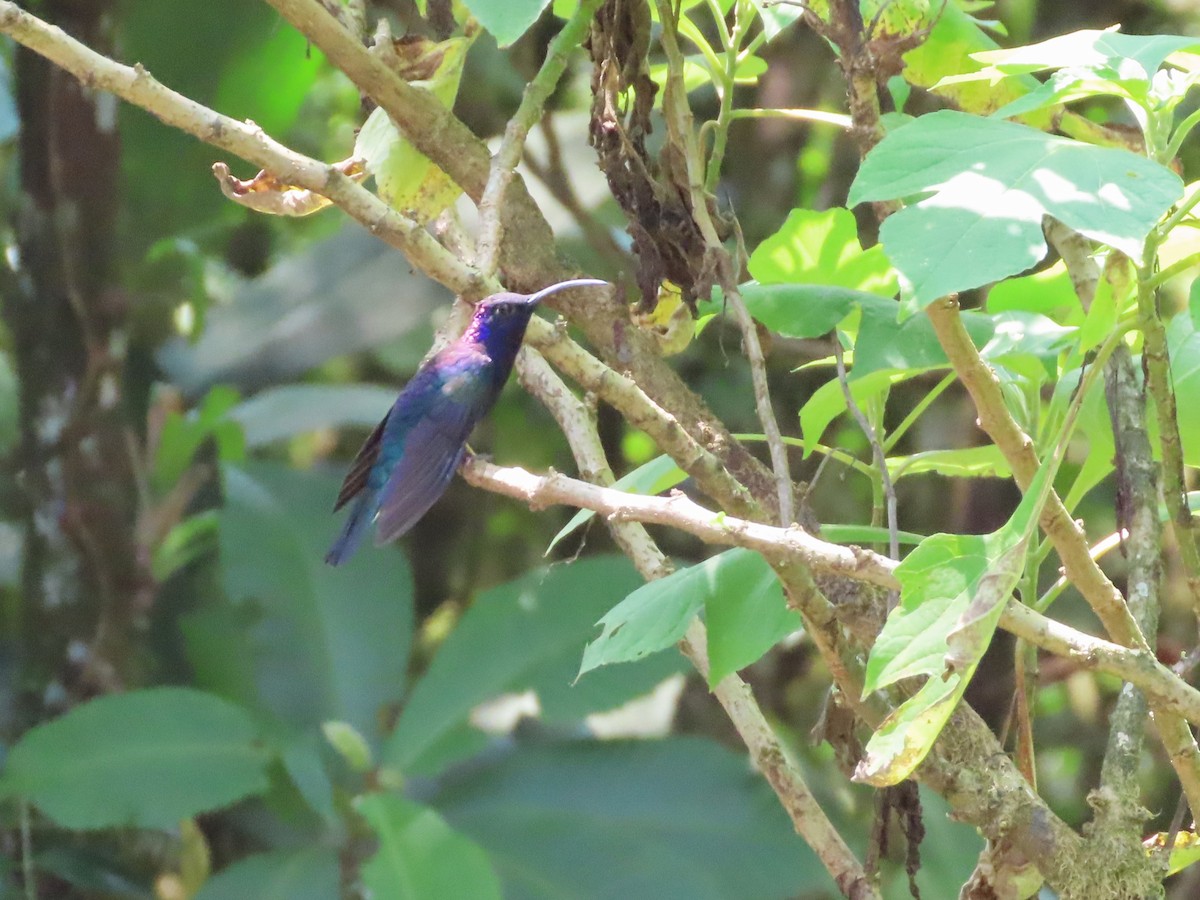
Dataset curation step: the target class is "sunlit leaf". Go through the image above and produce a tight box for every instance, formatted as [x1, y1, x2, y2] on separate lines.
[748, 207, 898, 297]
[902, 4, 1043, 118]
[1167, 311, 1200, 466]
[354, 36, 471, 221]
[858, 463, 1053, 784]
[972, 29, 1200, 80]
[800, 368, 924, 454]
[849, 111, 1182, 306]
[987, 261, 1084, 325]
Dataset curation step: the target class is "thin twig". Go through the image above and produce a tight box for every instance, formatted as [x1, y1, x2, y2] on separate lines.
[475, 0, 601, 276]
[20, 800, 33, 900]
[1136, 250, 1200, 615]
[653, 0, 795, 525]
[833, 339, 899, 564]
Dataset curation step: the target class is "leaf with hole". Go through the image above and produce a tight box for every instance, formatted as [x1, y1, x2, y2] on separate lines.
[858, 463, 1052, 784]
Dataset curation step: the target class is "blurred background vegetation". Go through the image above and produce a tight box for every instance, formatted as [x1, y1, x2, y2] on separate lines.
[2, 0, 1200, 897]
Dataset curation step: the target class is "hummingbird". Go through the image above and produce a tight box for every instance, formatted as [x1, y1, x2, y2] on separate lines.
[326, 278, 609, 565]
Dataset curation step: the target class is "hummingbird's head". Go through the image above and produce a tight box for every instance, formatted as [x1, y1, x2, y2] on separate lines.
[468, 279, 608, 355]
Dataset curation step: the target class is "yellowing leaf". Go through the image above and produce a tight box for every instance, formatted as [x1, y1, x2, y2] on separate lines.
[355, 35, 473, 222]
[211, 160, 365, 217]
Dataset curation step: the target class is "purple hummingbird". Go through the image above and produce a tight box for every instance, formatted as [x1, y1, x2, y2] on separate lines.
[326, 278, 608, 565]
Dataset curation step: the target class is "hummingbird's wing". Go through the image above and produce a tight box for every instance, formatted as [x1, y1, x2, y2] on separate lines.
[331, 412, 390, 511]
[373, 355, 492, 543]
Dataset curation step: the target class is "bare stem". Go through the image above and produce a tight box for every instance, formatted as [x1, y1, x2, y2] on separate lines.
[924, 298, 1146, 648]
[833, 340, 898, 563]
[654, 0, 795, 525]
[475, 0, 601, 276]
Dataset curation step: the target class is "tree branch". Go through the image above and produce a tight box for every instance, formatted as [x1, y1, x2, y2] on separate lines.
[1048, 218, 1200, 823]
[924, 297, 1146, 648]
[513, 352, 877, 900]
[652, 0, 795, 525]
[461, 455, 1200, 729]
[474, 0, 601, 277]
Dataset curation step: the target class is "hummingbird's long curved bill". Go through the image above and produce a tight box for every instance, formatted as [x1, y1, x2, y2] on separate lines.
[527, 278, 610, 304]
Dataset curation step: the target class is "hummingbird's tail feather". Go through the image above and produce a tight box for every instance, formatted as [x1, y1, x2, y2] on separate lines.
[325, 489, 377, 566]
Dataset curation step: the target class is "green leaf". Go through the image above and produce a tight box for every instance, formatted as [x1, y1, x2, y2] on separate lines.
[230, 384, 396, 448]
[752, 0, 804, 41]
[578, 556, 708, 677]
[1078, 269, 1119, 353]
[701, 284, 993, 380]
[799, 368, 921, 453]
[971, 29, 1200, 81]
[849, 110, 1183, 307]
[888, 445, 1012, 480]
[702, 549, 800, 685]
[154, 385, 244, 491]
[152, 510, 219, 582]
[195, 849, 340, 900]
[547, 455, 686, 554]
[198, 463, 414, 741]
[0, 351, 17, 458]
[1168, 311, 1200, 466]
[649, 54, 767, 94]
[122, 1, 326, 244]
[935, 27, 1200, 120]
[903, 3, 1043, 118]
[463, 0, 551, 47]
[358, 794, 502, 900]
[434, 738, 823, 899]
[987, 261, 1085, 324]
[859, 463, 1053, 784]
[353, 37, 470, 219]
[748, 207, 898, 297]
[579, 549, 796, 687]
[707, 283, 882, 338]
[855, 673, 964, 787]
[990, 69, 1141, 121]
[820, 524, 928, 545]
[0, 688, 269, 829]
[384, 557, 680, 774]
[322, 721, 374, 773]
